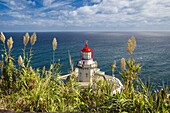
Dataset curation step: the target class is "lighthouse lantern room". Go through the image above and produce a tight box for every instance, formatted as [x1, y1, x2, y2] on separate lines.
[81, 44, 93, 64]
[77, 43, 97, 82]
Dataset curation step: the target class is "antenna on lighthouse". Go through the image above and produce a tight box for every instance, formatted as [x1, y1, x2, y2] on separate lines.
[86, 40, 88, 44]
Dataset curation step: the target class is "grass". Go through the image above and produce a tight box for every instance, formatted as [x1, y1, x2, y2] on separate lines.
[0, 32, 169, 112]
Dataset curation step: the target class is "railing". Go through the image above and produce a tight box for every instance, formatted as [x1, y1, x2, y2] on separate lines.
[76, 61, 97, 68]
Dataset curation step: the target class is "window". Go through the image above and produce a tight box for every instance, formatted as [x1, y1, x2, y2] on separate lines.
[86, 73, 88, 78]
[83, 52, 91, 59]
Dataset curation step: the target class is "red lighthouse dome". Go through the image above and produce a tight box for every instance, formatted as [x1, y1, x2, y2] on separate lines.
[81, 44, 93, 52]
[81, 43, 93, 60]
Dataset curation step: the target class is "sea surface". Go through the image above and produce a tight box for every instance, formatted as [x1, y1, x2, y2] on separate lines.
[1, 32, 170, 89]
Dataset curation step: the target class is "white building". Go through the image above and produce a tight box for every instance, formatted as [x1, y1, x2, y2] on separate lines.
[59, 43, 123, 93]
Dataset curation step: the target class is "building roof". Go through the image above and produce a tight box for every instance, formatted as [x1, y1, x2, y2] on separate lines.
[81, 44, 93, 52]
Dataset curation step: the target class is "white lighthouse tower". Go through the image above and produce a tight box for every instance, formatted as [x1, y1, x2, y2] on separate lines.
[76, 43, 97, 83]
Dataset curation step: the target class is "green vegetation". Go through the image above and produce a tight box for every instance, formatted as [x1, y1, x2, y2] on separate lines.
[0, 32, 169, 112]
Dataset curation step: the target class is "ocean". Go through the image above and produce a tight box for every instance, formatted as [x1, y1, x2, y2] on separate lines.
[1, 32, 170, 89]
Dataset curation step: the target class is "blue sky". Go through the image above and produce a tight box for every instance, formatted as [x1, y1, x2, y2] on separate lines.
[0, 0, 170, 32]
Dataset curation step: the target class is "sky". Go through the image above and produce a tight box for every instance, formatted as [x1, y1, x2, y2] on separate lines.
[0, 0, 170, 32]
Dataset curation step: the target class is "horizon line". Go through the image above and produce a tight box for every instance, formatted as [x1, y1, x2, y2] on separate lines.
[2, 30, 170, 33]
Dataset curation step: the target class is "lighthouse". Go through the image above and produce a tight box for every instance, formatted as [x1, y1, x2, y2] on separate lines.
[76, 43, 97, 83]
[60, 42, 123, 92]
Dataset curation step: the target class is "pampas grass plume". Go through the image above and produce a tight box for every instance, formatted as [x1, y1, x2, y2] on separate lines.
[127, 39, 133, 55]
[23, 32, 30, 46]
[52, 38, 57, 51]
[127, 36, 136, 55]
[121, 58, 126, 71]
[18, 55, 23, 66]
[30, 32, 37, 46]
[7, 37, 13, 51]
[0, 32, 5, 43]
[131, 36, 136, 52]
